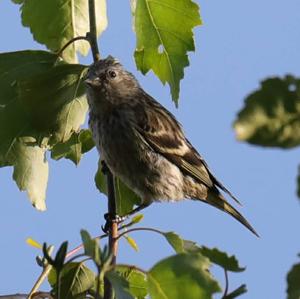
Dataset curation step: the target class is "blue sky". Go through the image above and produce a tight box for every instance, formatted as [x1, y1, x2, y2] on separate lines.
[1, 0, 300, 298]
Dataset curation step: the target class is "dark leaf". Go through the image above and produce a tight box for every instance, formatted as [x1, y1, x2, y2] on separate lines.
[287, 262, 300, 299]
[234, 75, 300, 148]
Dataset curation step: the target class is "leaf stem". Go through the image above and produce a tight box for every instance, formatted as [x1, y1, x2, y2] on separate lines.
[57, 36, 89, 58]
[222, 270, 229, 299]
[116, 227, 164, 241]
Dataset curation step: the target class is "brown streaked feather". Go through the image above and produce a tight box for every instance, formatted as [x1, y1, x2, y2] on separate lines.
[134, 92, 241, 204]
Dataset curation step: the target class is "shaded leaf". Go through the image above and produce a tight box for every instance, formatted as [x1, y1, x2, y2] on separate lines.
[106, 271, 135, 299]
[287, 262, 300, 299]
[133, 0, 202, 103]
[163, 232, 244, 272]
[19, 0, 107, 63]
[223, 284, 247, 299]
[49, 262, 96, 298]
[199, 247, 245, 273]
[80, 229, 101, 266]
[79, 129, 95, 153]
[148, 253, 221, 299]
[234, 75, 300, 148]
[54, 241, 68, 270]
[51, 129, 94, 165]
[116, 265, 148, 299]
[0, 50, 88, 209]
[95, 162, 142, 216]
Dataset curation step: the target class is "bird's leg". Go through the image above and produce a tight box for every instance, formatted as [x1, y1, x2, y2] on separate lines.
[102, 213, 125, 233]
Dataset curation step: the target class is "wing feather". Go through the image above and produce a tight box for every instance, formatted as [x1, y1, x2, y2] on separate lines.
[133, 92, 241, 205]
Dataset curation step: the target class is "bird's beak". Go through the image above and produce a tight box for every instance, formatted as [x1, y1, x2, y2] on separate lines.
[84, 78, 101, 87]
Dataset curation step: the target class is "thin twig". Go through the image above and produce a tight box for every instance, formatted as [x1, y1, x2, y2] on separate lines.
[56, 36, 89, 58]
[116, 227, 164, 241]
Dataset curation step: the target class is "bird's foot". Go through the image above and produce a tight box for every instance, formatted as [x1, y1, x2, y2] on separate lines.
[102, 213, 126, 233]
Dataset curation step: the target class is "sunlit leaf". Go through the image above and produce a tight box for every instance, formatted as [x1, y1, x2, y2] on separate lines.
[148, 253, 221, 299]
[18, 0, 107, 63]
[26, 237, 42, 249]
[124, 235, 139, 252]
[287, 262, 300, 299]
[0, 50, 88, 209]
[131, 214, 144, 224]
[234, 75, 300, 148]
[95, 161, 142, 216]
[133, 0, 202, 103]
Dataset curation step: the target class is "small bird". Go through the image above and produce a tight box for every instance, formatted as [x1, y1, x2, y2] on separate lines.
[85, 56, 258, 237]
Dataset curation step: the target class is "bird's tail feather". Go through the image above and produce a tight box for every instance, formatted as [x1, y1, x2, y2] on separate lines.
[195, 189, 259, 237]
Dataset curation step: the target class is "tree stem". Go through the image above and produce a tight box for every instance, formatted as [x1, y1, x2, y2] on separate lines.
[87, 1, 117, 298]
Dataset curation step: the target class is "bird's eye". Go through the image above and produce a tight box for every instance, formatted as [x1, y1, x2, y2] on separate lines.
[108, 70, 117, 79]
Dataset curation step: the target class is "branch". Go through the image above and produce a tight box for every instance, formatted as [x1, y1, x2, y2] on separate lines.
[87, 1, 118, 298]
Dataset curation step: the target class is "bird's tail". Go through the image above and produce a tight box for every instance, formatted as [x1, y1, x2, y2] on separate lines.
[195, 189, 259, 237]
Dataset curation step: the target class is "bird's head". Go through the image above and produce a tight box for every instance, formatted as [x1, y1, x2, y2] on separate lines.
[85, 56, 140, 107]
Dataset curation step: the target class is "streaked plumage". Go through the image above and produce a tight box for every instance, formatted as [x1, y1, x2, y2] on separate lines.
[85, 56, 258, 237]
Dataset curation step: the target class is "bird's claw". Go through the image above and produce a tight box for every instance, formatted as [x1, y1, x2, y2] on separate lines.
[102, 213, 126, 233]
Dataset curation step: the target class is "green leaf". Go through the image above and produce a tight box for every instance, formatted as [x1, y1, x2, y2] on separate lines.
[133, 0, 202, 103]
[163, 232, 244, 272]
[234, 75, 300, 148]
[287, 262, 300, 299]
[51, 129, 94, 165]
[124, 235, 139, 252]
[147, 253, 221, 299]
[19, 0, 107, 63]
[199, 247, 245, 273]
[116, 265, 148, 299]
[163, 231, 200, 254]
[79, 129, 95, 153]
[95, 161, 142, 216]
[0, 50, 88, 210]
[49, 262, 96, 298]
[54, 241, 68, 270]
[80, 230, 101, 266]
[223, 284, 247, 299]
[106, 271, 135, 299]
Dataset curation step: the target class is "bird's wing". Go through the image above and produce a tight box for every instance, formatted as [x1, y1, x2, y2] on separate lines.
[133, 93, 241, 204]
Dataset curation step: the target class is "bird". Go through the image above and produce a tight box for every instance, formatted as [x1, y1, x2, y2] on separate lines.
[85, 56, 258, 237]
